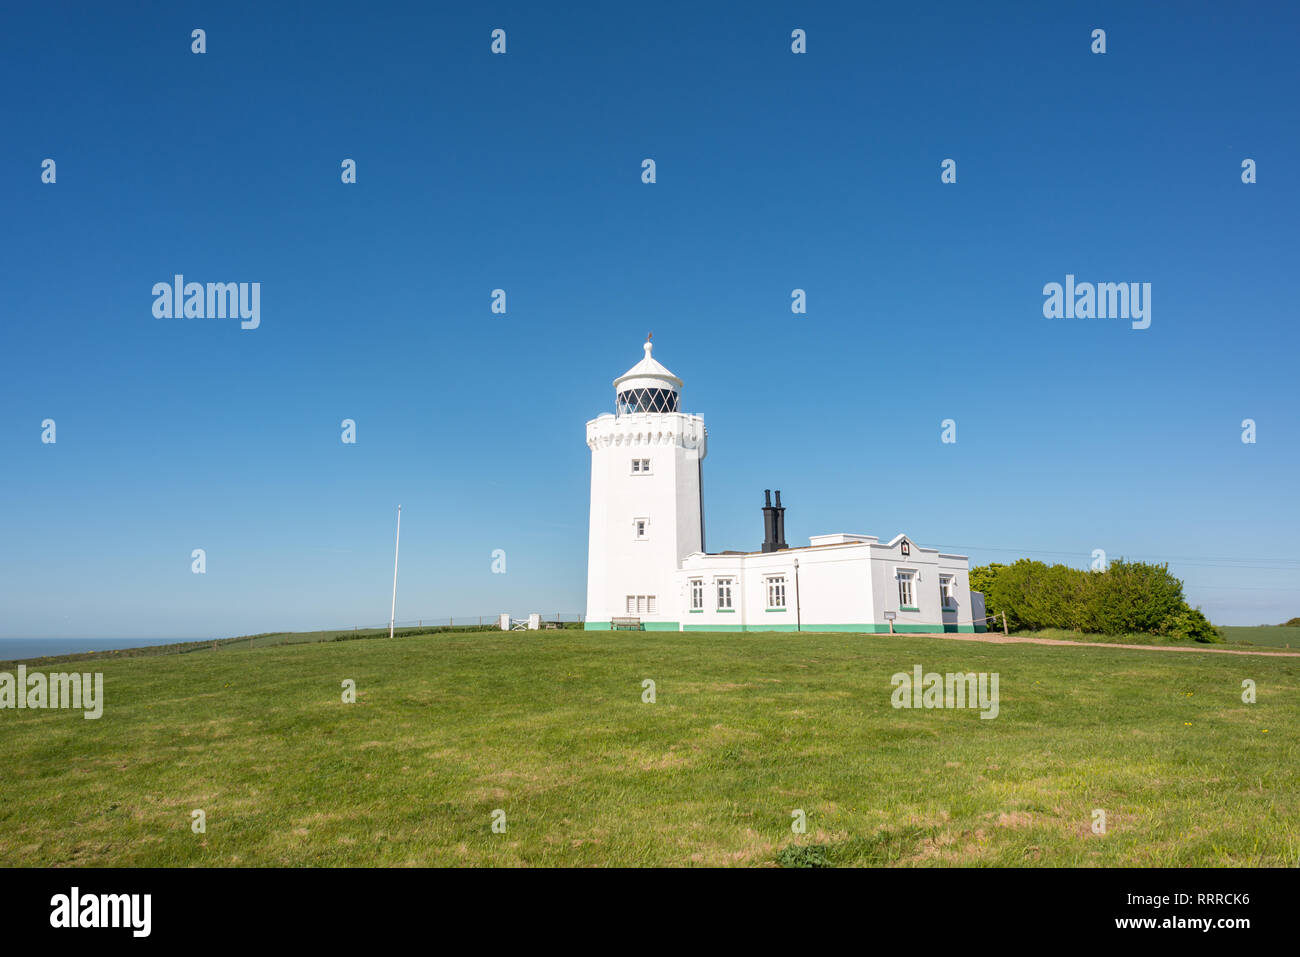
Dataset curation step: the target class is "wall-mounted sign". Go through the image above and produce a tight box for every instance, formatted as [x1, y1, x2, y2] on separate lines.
[883, 611, 897, 620]
[900, 539, 910, 556]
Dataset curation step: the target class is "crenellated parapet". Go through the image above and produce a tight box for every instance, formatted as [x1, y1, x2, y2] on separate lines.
[586, 412, 707, 457]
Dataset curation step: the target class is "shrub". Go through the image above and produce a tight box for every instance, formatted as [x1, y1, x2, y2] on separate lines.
[775, 843, 831, 868]
[1159, 607, 1224, 643]
[984, 559, 1086, 631]
[970, 558, 1220, 641]
[968, 562, 1003, 627]
[968, 563, 1003, 602]
[1080, 560, 1184, 635]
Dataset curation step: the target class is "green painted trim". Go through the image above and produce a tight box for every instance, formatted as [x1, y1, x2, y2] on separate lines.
[688, 609, 703, 613]
[815, 624, 890, 633]
[582, 620, 679, 631]
[765, 608, 787, 613]
[899, 606, 920, 612]
[680, 624, 758, 632]
[717, 608, 736, 613]
[588, 619, 970, 635]
[678, 623, 954, 634]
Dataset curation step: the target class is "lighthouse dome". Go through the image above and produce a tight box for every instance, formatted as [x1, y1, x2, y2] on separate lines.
[613, 338, 682, 415]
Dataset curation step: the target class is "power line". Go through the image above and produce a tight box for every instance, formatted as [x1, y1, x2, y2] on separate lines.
[936, 542, 1300, 571]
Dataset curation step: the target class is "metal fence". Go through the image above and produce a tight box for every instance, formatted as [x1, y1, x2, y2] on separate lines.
[344, 613, 586, 631]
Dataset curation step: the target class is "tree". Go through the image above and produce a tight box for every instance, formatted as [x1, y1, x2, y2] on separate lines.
[966, 558, 1222, 642]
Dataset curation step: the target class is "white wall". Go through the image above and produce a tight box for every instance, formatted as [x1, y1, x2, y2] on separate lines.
[678, 543, 877, 629]
[937, 553, 974, 628]
[585, 411, 706, 625]
[677, 536, 973, 632]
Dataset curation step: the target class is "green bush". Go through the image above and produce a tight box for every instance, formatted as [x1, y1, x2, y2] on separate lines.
[968, 563, 1003, 603]
[775, 843, 832, 868]
[968, 562, 1003, 627]
[1081, 560, 1185, 635]
[984, 559, 1085, 631]
[1159, 607, 1223, 643]
[971, 558, 1222, 642]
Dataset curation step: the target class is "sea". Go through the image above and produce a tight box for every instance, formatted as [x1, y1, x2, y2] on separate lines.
[0, 638, 195, 661]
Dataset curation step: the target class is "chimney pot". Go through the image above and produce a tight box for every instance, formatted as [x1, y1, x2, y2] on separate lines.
[761, 490, 777, 552]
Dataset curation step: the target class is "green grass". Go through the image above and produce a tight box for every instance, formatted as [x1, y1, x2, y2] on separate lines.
[1008, 625, 1300, 650]
[1218, 625, 1300, 648]
[1, 629, 1296, 867]
[0, 622, 584, 669]
[1009, 628, 1213, 647]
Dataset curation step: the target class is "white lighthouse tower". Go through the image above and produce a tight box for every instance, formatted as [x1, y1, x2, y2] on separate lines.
[585, 338, 707, 630]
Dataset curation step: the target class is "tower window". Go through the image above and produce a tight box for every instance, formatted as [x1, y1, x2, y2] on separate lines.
[631, 458, 651, 474]
[634, 518, 648, 540]
[626, 595, 656, 615]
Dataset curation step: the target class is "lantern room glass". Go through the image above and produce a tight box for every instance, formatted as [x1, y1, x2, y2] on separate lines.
[616, 387, 679, 415]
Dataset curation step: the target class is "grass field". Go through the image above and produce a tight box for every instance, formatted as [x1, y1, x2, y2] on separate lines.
[1, 629, 1296, 867]
[1218, 625, 1300, 648]
[995, 625, 1300, 649]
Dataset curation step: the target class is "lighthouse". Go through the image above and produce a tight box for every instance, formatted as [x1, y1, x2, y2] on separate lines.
[583, 338, 982, 634]
[584, 338, 707, 629]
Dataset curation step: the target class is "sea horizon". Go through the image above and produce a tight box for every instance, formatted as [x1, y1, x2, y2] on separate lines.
[0, 637, 207, 662]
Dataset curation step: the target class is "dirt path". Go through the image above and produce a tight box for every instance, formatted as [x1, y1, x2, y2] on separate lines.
[881, 631, 1300, 658]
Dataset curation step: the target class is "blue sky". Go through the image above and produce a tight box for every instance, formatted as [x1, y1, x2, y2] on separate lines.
[2, 0, 1297, 639]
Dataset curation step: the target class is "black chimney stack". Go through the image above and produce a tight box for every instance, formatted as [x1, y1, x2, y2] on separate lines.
[761, 490, 777, 552]
[762, 489, 788, 552]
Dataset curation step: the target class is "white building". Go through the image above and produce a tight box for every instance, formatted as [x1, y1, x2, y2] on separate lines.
[584, 339, 985, 634]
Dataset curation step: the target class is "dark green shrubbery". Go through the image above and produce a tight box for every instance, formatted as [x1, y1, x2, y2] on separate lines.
[775, 843, 832, 868]
[968, 563, 1003, 608]
[1158, 607, 1222, 643]
[974, 558, 1223, 642]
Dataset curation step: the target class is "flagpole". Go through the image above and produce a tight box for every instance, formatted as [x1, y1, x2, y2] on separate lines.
[389, 505, 401, 639]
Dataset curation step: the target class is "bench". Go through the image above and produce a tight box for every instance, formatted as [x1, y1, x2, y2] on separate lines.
[610, 617, 643, 631]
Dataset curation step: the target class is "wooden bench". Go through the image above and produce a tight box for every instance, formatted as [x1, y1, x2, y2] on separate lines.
[610, 617, 643, 631]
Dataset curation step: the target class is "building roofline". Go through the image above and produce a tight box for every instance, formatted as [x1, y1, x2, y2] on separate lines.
[681, 533, 966, 561]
